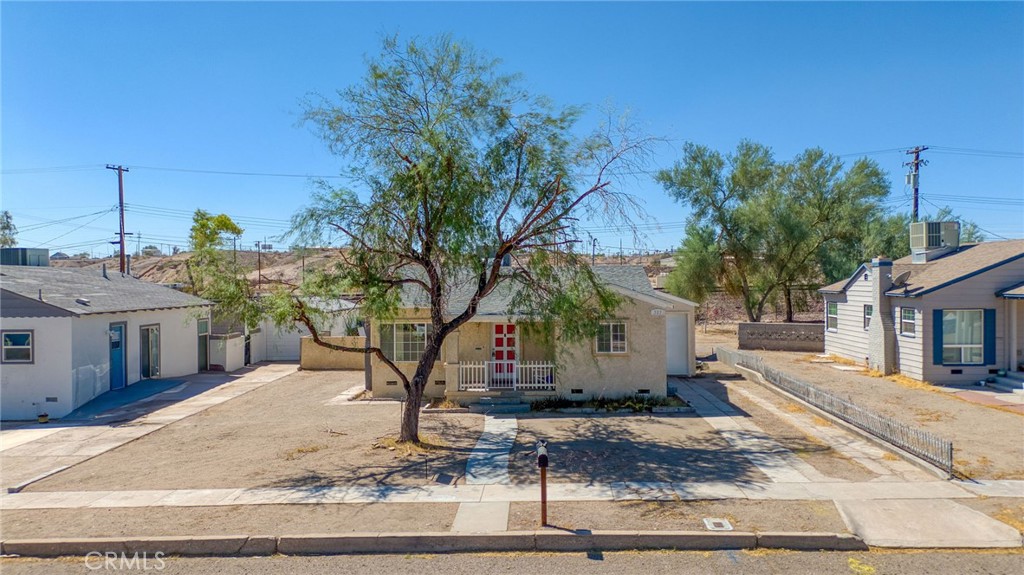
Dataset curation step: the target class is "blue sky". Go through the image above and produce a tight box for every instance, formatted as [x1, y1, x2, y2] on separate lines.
[2, 1, 1022, 257]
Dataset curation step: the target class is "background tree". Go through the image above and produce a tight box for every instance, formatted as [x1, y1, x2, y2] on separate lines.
[185, 210, 263, 330]
[818, 206, 984, 283]
[0, 210, 17, 247]
[289, 35, 651, 443]
[141, 244, 162, 257]
[657, 141, 888, 322]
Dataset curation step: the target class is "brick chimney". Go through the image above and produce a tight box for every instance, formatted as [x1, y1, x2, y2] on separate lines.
[867, 257, 896, 374]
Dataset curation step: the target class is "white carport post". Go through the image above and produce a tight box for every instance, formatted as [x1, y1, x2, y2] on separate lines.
[1010, 299, 1018, 372]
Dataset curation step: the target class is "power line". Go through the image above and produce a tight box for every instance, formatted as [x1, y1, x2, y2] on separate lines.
[33, 210, 115, 248]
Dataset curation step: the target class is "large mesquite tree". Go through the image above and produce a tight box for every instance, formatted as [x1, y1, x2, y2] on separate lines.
[289, 35, 651, 442]
[657, 141, 889, 322]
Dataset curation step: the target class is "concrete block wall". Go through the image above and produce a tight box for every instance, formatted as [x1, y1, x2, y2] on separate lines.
[738, 322, 824, 352]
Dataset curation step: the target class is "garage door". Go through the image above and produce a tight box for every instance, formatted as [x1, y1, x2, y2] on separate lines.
[665, 313, 690, 376]
[264, 323, 309, 361]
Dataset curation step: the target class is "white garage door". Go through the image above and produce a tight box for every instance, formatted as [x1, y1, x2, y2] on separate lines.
[665, 313, 690, 376]
[264, 323, 309, 361]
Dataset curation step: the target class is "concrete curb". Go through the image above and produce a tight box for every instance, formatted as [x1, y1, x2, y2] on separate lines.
[0, 530, 868, 557]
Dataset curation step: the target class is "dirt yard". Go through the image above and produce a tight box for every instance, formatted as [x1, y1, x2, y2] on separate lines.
[508, 500, 849, 533]
[0, 503, 458, 539]
[509, 413, 771, 485]
[697, 325, 1024, 479]
[28, 371, 483, 491]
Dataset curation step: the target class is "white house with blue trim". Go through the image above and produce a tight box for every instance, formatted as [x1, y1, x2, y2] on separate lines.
[820, 226, 1024, 386]
[1, 265, 212, 420]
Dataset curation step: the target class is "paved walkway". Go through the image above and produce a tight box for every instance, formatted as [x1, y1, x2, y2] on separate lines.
[459, 414, 518, 532]
[464, 415, 517, 485]
[0, 363, 298, 492]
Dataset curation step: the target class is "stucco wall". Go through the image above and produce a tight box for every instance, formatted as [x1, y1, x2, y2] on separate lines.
[368, 311, 449, 399]
[0, 317, 73, 420]
[211, 334, 245, 372]
[300, 336, 367, 370]
[69, 308, 205, 409]
[739, 322, 824, 352]
[555, 297, 669, 398]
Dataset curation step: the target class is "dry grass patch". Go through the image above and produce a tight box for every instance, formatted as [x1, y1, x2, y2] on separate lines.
[910, 408, 947, 423]
[956, 455, 995, 478]
[811, 415, 832, 427]
[372, 433, 448, 456]
[282, 443, 328, 461]
[782, 403, 806, 414]
[427, 398, 464, 409]
[886, 373, 935, 391]
[994, 505, 1024, 534]
[881, 452, 899, 461]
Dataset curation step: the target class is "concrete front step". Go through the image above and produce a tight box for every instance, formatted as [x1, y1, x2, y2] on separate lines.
[986, 376, 1024, 394]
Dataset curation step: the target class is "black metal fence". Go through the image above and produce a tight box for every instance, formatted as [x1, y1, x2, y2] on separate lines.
[716, 347, 954, 477]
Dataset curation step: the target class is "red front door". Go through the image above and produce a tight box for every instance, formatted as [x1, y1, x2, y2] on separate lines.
[492, 323, 517, 384]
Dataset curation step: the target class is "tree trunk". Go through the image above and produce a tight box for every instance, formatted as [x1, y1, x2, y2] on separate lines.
[784, 285, 794, 323]
[398, 343, 442, 443]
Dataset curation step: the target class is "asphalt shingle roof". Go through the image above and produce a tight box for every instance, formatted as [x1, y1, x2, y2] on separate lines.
[819, 240, 1024, 298]
[1, 265, 211, 316]
[397, 265, 658, 316]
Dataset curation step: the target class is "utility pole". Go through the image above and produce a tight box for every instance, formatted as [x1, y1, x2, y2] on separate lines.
[256, 241, 262, 290]
[904, 146, 928, 222]
[106, 165, 130, 272]
[591, 238, 598, 265]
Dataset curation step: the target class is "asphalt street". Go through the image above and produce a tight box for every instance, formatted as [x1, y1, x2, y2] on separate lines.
[3, 550, 1022, 575]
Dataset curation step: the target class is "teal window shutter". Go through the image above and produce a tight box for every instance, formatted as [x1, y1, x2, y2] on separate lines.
[983, 309, 996, 365]
[932, 309, 943, 365]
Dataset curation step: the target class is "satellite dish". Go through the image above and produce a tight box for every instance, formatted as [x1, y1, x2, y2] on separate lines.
[891, 270, 912, 288]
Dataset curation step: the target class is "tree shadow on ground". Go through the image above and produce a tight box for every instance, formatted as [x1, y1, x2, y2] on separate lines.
[510, 413, 768, 485]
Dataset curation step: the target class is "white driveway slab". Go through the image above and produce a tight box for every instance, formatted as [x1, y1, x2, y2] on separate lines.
[836, 499, 1023, 548]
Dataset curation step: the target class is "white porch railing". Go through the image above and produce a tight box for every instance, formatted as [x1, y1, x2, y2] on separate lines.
[457, 361, 556, 392]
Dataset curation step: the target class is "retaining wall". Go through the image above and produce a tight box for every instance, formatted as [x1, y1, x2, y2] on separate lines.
[300, 336, 367, 370]
[738, 322, 824, 352]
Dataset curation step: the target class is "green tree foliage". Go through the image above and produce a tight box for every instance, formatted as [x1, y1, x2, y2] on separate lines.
[293, 35, 651, 442]
[819, 206, 984, 284]
[0, 210, 17, 248]
[185, 210, 262, 330]
[657, 141, 889, 322]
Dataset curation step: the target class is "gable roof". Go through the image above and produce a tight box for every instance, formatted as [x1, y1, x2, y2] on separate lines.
[996, 281, 1024, 299]
[886, 240, 1024, 298]
[1, 265, 211, 317]
[819, 264, 868, 294]
[396, 265, 693, 317]
[819, 240, 1024, 298]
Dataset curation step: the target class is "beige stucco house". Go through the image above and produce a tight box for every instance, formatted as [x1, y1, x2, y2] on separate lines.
[820, 227, 1024, 387]
[366, 265, 696, 401]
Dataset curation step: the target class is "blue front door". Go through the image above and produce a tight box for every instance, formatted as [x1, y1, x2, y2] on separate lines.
[110, 324, 126, 390]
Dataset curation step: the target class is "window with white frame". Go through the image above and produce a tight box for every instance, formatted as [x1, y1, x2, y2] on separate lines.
[379, 323, 433, 362]
[900, 308, 916, 335]
[596, 321, 627, 354]
[2, 330, 33, 363]
[942, 310, 983, 365]
[826, 302, 838, 330]
[863, 304, 873, 330]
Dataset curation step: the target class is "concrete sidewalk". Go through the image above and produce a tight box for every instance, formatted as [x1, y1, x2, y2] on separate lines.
[0, 363, 298, 492]
[0, 479, 994, 510]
